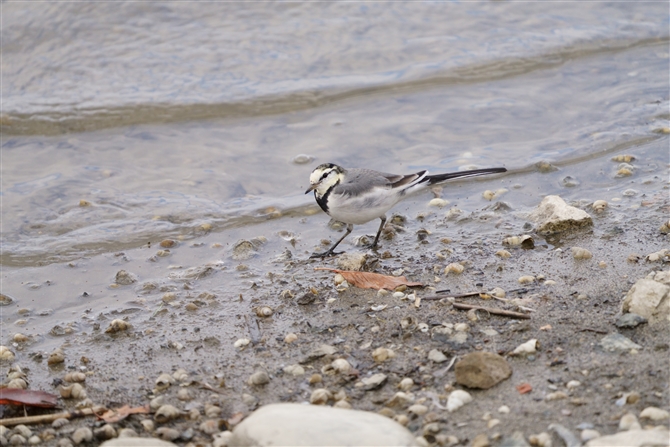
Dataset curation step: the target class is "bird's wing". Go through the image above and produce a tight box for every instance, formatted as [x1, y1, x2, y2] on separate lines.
[334, 169, 428, 197]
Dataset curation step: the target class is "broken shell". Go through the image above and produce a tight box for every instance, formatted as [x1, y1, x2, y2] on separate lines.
[13, 333, 28, 343]
[496, 249, 512, 258]
[408, 404, 429, 416]
[154, 404, 182, 423]
[489, 287, 505, 298]
[333, 274, 346, 285]
[7, 378, 28, 389]
[64, 372, 86, 383]
[155, 373, 175, 390]
[105, 319, 129, 334]
[284, 333, 298, 344]
[254, 306, 274, 318]
[309, 373, 322, 385]
[283, 364, 305, 377]
[331, 358, 352, 374]
[172, 368, 189, 382]
[518, 276, 535, 284]
[71, 427, 93, 445]
[660, 220, 670, 234]
[47, 349, 65, 365]
[0, 345, 15, 361]
[372, 347, 396, 363]
[611, 154, 635, 163]
[646, 249, 669, 262]
[616, 167, 633, 177]
[248, 371, 270, 386]
[60, 383, 87, 400]
[334, 400, 352, 409]
[446, 390, 473, 412]
[398, 378, 414, 391]
[234, 338, 251, 349]
[571, 247, 592, 260]
[429, 198, 449, 208]
[592, 200, 608, 213]
[310, 388, 332, 405]
[502, 235, 534, 248]
[512, 339, 539, 355]
[444, 263, 465, 275]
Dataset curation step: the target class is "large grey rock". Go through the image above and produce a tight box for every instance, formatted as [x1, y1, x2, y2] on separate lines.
[455, 352, 512, 389]
[229, 403, 416, 446]
[599, 333, 642, 352]
[100, 438, 178, 447]
[621, 270, 670, 324]
[528, 195, 592, 235]
[585, 429, 670, 447]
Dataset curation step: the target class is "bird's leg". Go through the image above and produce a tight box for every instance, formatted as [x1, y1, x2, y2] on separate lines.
[362, 215, 386, 250]
[310, 224, 353, 258]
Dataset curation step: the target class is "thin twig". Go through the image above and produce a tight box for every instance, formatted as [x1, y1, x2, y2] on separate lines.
[0, 406, 106, 427]
[452, 302, 530, 319]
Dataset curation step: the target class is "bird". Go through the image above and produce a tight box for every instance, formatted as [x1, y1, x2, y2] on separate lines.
[305, 163, 507, 258]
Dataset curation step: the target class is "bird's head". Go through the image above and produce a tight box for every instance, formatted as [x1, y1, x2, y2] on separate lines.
[305, 163, 345, 196]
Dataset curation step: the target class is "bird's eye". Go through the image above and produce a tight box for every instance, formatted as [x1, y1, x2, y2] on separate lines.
[319, 171, 330, 181]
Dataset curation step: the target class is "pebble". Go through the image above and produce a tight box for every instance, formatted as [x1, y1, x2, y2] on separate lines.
[571, 247, 592, 259]
[398, 377, 414, 391]
[518, 276, 535, 284]
[372, 347, 395, 363]
[71, 427, 93, 445]
[444, 263, 465, 275]
[310, 388, 333, 405]
[455, 352, 512, 389]
[640, 406, 669, 421]
[408, 404, 429, 416]
[284, 333, 298, 343]
[619, 412, 642, 430]
[472, 433, 490, 447]
[429, 198, 449, 208]
[512, 339, 538, 355]
[599, 333, 642, 352]
[528, 432, 551, 447]
[566, 380, 581, 389]
[115, 270, 138, 285]
[615, 313, 648, 329]
[446, 390, 473, 412]
[584, 429, 670, 447]
[428, 349, 448, 363]
[498, 405, 510, 414]
[386, 392, 414, 408]
[283, 364, 305, 377]
[155, 427, 180, 441]
[248, 371, 270, 386]
[200, 419, 222, 435]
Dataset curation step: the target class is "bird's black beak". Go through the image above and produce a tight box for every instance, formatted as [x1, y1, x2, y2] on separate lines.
[305, 184, 316, 194]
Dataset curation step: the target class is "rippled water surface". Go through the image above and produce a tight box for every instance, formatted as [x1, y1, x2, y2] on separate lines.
[1, 2, 668, 268]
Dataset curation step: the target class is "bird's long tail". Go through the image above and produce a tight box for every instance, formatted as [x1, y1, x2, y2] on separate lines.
[423, 167, 507, 185]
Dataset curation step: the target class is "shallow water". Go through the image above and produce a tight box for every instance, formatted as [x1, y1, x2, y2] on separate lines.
[1, 3, 669, 356]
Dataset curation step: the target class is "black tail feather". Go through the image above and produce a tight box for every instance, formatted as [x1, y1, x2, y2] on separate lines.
[423, 167, 507, 185]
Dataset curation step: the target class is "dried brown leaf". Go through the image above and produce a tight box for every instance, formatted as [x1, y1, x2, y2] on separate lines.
[0, 388, 59, 408]
[315, 268, 423, 290]
[99, 404, 150, 423]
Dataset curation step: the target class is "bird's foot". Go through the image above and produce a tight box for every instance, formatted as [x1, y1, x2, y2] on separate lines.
[360, 243, 380, 251]
[309, 250, 344, 259]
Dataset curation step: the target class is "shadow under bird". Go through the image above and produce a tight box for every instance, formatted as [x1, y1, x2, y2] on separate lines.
[305, 163, 507, 258]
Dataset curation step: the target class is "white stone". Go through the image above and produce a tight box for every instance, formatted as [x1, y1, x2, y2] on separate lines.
[528, 195, 593, 235]
[585, 429, 669, 447]
[621, 272, 670, 324]
[428, 349, 448, 363]
[640, 406, 670, 421]
[229, 403, 415, 446]
[100, 438, 178, 447]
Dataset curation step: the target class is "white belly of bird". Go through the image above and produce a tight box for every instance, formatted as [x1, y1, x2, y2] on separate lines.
[326, 188, 403, 225]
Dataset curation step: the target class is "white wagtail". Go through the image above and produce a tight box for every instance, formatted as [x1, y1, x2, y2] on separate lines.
[305, 163, 507, 258]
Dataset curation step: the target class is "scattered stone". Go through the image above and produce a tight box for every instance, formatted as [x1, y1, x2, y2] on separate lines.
[620, 270, 670, 324]
[640, 406, 669, 421]
[248, 371, 270, 386]
[585, 429, 669, 447]
[599, 333, 642, 353]
[528, 195, 593, 235]
[512, 339, 538, 356]
[115, 270, 137, 285]
[615, 313, 648, 329]
[408, 404, 429, 416]
[428, 349, 448, 363]
[231, 240, 258, 260]
[549, 423, 580, 447]
[229, 403, 415, 446]
[336, 253, 367, 271]
[300, 344, 337, 363]
[618, 412, 641, 430]
[472, 433, 490, 447]
[454, 352, 512, 389]
[499, 431, 531, 447]
[360, 373, 388, 391]
[446, 390, 473, 412]
[71, 427, 93, 445]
